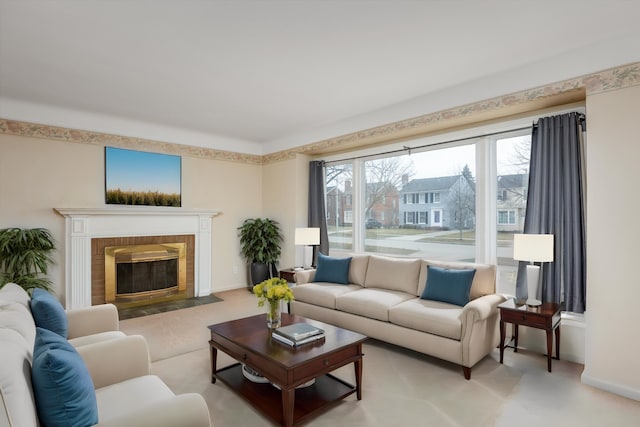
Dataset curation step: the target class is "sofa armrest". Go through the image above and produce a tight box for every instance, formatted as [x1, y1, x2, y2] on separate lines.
[76, 335, 150, 389]
[66, 304, 120, 339]
[95, 393, 211, 427]
[459, 294, 506, 339]
[461, 294, 506, 321]
[460, 294, 505, 321]
[295, 269, 316, 284]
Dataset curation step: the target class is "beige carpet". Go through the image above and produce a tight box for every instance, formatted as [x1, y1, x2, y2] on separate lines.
[121, 289, 640, 427]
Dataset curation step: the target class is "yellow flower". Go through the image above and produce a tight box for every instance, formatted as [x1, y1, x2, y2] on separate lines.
[253, 277, 294, 307]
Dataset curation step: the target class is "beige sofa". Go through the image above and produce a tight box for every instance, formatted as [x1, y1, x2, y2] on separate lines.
[291, 255, 505, 379]
[0, 283, 211, 427]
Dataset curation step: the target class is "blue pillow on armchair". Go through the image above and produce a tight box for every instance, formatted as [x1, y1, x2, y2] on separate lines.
[30, 288, 68, 338]
[421, 265, 476, 306]
[31, 327, 99, 427]
[313, 253, 352, 284]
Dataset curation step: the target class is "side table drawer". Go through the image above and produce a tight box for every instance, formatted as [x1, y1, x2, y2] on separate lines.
[501, 310, 547, 328]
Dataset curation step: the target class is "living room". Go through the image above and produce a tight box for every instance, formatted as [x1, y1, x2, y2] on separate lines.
[1, 1, 640, 426]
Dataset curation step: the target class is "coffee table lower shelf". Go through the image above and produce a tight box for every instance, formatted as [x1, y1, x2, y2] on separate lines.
[215, 363, 356, 426]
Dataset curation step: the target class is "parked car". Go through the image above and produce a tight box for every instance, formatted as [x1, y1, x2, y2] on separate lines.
[365, 218, 382, 229]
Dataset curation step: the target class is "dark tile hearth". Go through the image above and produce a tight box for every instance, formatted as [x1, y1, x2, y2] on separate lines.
[117, 294, 223, 320]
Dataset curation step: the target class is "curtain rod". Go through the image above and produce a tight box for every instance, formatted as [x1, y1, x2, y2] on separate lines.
[322, 112, 585, 165]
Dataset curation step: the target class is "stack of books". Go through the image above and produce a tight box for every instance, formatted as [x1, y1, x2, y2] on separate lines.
[272, 323, 325, 347]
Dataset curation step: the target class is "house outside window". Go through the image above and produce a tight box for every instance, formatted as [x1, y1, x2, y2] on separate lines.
[497, 210, 516, 225]
[431, 209, 442, 226]
[344, 210, 353, 224]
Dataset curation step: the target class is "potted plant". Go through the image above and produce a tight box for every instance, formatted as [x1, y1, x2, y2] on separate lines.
[0, 227, 56, 292]
[238, 218, 283, 289]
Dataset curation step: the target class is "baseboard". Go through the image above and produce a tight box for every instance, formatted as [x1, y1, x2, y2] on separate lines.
[211, 284, 248, 293]
[581, 372, 640, 401]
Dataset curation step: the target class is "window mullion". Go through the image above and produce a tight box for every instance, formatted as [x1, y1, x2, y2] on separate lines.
[352, 158, 365, 253]
[475, 136, 497, 264]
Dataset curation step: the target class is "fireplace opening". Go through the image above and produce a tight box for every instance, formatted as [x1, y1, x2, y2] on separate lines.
[105, 243, 187, 306]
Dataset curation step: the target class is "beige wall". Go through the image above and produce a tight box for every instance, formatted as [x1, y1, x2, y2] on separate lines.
[0, 133, 263, 299]
[582, 84, 640, 400]
[261, 153, 312, 269]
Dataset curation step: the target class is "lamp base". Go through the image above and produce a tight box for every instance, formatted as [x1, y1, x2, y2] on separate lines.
[525, 264, 541, 307]
[302, 246, 313, 269]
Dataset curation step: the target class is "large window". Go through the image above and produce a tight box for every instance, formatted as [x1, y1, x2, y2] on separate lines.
[323, 125, 536, 295]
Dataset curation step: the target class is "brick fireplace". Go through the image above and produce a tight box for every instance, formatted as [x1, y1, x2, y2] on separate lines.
[55, 207, 221, 309]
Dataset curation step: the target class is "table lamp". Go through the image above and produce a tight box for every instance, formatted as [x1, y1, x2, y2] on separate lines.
[513, 233, 554, 306]
[295, 227, 320, 269]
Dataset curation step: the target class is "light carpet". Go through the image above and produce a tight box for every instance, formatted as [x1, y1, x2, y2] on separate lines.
[120, 289, 640, 426]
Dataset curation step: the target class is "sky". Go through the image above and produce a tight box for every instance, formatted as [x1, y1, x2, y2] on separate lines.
[408, 135, 530, 180]
[105, 147, 181, 194]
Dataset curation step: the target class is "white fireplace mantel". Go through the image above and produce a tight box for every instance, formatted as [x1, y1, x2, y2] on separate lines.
[54, 206, 221, 309]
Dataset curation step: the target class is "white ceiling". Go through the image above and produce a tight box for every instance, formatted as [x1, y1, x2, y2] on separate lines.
[1, 1, 640, 155]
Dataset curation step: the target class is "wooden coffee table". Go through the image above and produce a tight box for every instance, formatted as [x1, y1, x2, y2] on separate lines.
[208, 313, 367, 427]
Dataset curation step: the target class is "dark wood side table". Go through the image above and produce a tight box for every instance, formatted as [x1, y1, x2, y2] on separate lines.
[499, 299, 561, 372]
[279, 268, 298, 284]
[279, 269, 300, 313]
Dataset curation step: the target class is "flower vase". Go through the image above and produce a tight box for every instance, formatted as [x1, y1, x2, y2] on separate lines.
[266, 299, 282, 329]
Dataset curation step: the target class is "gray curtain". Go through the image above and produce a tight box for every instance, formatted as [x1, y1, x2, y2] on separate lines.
[516, 112, 586, 313]
[309, 161, 329, 265]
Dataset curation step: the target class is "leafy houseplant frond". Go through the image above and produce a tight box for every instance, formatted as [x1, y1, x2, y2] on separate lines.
[0, 228, 56, 292]
[238, 218, 283, 264]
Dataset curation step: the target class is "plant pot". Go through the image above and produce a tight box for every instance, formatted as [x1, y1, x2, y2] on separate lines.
[247, 262, 270, 289]
[247, 262, 280, 290]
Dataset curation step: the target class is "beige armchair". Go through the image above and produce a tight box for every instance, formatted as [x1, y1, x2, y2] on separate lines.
[78, 335, 211, 427]
[0, 283, 211, 427]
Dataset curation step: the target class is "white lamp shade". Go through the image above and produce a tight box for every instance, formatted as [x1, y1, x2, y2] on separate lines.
[513, 234, 554, 262]
[295, 227, 320, 246]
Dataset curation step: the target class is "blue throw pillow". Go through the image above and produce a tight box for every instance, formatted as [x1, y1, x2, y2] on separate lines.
[30, 288, 68, 338]
[421, 266, 476, 306]
[31, 327, 99, 427]
[313, 253, 352, 284]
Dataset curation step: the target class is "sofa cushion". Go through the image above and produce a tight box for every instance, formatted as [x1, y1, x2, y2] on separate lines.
[421, 266, 476, 307]
[336, 288, 416, 322]
[389, 298, 464, 340]
[30, 288, 68, 338]
[0, 282, 31, 308]
[314, 253, 352, 284]
[364, 255, 422, 295]
[418, 260, 496, 300]
[293, 283, 362, 309]
[31, 327, 99, 427]
[0, 300, 36, 348]
[348, 255, 370, 286]
[95, 375, 175, 424]
[0, 329, 40, 427]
